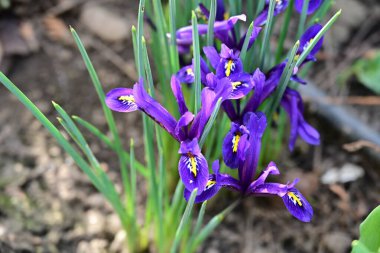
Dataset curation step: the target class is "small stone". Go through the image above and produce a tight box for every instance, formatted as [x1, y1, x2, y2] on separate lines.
[85, 210, 106, 236]
[80, 4, 131, 42]
[323, 231, 351, 253]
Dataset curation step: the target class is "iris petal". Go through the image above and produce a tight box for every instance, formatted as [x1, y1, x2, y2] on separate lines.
[105, 88, 138, 113]
[282, 188, 313, 222]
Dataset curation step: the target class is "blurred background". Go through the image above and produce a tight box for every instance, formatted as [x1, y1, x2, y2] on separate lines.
[0, 0, 379, 252]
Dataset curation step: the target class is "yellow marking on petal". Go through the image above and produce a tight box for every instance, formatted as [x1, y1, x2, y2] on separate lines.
[118, 95, 135, 102]
[188, 153, 198, 177]
[233, 134, 241, 153]
[223, 12, 230, 20]
[225, 60, 233, 77]
[206, 180, 216, 189]
[232, 81, 242, 90]
[287, 192, 303, 206]
[186, 68, 194, 76]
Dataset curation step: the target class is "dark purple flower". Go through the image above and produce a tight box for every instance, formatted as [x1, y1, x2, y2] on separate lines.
[281, 88, 320, 151]
[297, 23, 324, 62]
[105, 88, 139, 113]
[176, 65, 195, 84]
[216, 44, 243, 78]
[176, 14, 246, 54]
[198, 0, 226, 22]
[294, 0, 323, 14]
[222, 122, 249, 168]
[178, 139, 209, 194]
[246, 162, 313, 222]
[184, 160, 241, 203]
[255, 0, 289, 26]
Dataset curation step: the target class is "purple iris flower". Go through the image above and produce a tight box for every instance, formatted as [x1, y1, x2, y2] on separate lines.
[297, 23, 324, 62]
[198, 0, 226, 22]
[255, 0, 323, 26]
[176, 14, 246, 54]
[185, 112, 313, 222]
[281, 87, 320, 151]
[255, 0, 290, 26]
[294, 0, 323, 14]
[105, 77, 232, 194]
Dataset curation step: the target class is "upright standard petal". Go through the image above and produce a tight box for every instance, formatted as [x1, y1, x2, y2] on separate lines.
[282, 188, 313, 222]
[243, 68, 265, 113]
[203, 46, 221, 69]
[238, 112, 267, 190]
[216, 45, 243, 78]
[178, 139, 209, 194]
[105, 88, 138, 113]
[171, 75, 189, 115]
[133, 81, 179, 140]
[222, 123, 249, 169]
[294, 0, 322, 14]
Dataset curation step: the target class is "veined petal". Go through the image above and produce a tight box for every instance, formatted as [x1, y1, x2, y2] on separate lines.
[295, 0, 322, 14]
[178, 140, 208, 193]
[184, 173, 220, 203]
[282, 188, 313, 222]
[105, 88, 138, 112]
[171, 75, 189, 115]
[228, 73, 254, 99]
[222, 123, 249, 169]
[133, 81, 179, 140]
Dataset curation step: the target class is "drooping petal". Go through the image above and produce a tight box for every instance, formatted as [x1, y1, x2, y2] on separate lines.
[281, 88, 320, 151]
[176, 65, 195, 84]
[178, 139, 209, 193]
[294, 0, 322, 14]
[228, 73, 254, 99]
[282, 188, 313, 222]
[222, 123, 249, 169]
[171, 75, 189, 115]
[184, 173, 220, 202]
[105, 88, 138, 112]
[133, 81, 179, 140]
[203, 46, 221, 69]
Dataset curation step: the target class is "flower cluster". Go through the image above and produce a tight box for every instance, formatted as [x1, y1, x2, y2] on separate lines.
[106, 1, 324, 222]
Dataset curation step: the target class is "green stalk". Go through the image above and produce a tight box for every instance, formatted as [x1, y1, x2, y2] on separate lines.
[259, 0, 276, 69]
[296, 0, 310, 38]
[192, 11, 202, 114]
[240, 22, 254, 62]
[169, 0, 180, 72]
[199, 98, 222, 148]
[295, 10, 341, 67]
[72, 115, 148, 177]
[170, 189, 198, 253]
[275, 0, 294, 63]
[206, 0, 217, 47]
